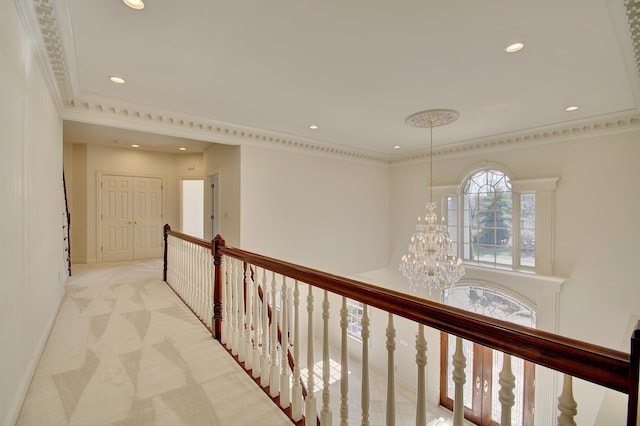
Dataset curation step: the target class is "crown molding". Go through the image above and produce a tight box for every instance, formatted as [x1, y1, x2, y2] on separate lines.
[25, 0, 640, 166]
[390, 111, 640, 166]
[61, 98, 390, 164]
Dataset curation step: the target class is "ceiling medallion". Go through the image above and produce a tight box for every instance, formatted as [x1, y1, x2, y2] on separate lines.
[405, 109, 460, 128]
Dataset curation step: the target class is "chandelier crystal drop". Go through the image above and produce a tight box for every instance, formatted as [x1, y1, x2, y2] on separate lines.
[399, 109, 465, 293]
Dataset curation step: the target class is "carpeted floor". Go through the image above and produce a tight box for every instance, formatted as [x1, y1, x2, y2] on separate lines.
[16, 259, 292, 426]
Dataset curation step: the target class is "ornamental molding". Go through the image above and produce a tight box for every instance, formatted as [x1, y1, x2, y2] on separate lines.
[21, 0, 640, 165]
[62, 99, 390, 164]
[626, 0, 640, 80]
[390, 112, 640, 165]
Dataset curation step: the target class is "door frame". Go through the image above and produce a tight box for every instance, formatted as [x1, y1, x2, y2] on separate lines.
[204, 172, 220, 241]
[96, 171, 165, 263]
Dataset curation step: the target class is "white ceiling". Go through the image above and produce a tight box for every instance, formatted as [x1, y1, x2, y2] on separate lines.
[47, 0, 640, 157]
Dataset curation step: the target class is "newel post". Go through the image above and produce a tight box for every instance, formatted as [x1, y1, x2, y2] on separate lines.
[213, 234, 225, 341]
[628, 321, 640, 426]
[163, 224, 170, 282]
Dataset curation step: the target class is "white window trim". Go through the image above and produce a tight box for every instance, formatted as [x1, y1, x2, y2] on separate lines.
[434, 176, 559, 276]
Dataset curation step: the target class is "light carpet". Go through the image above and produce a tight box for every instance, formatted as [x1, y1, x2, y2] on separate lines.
[16, 259, 292, 426]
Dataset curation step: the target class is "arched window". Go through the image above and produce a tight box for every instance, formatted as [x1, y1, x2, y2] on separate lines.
[444, 167, 556, 272]
[463, 170, 513, 266]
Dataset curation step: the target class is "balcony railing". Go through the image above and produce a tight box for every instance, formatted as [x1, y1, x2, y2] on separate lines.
[163, 225, 640, 425]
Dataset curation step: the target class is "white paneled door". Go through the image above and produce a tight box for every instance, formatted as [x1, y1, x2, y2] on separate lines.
[101, 175, 163, 262]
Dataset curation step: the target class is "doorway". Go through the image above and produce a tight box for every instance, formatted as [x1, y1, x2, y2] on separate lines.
[180, 178, 204, 238]
[439, 286, 536, 425]
[100, 174, 163, 262]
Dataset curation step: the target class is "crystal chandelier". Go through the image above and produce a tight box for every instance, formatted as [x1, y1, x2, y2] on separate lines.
[400, 109, 465, 293]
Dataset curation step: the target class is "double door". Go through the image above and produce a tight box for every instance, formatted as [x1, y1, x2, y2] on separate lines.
[440, 334, 535, 425]
[101, 175, 163, 262]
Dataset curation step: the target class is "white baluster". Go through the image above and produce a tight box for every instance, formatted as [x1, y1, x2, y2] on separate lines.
[291, 280, 303, 421]
[415, 324, 427, 426]
[270, 272, 280, 397]
[321, 290, 332, 426]
[452, 336, 466, 426]
[260, 269, 270, 387]
[244, 265, 253, 371]
[557, 374, 577, 426]
[252, 267, 261, 379]
[305, 285, 317, 423]
[386, 313, 396, 426]
[237, 263, 246, 363]
[340, 297, 349, 426]
[280, 276, 290, 408]
[499, 353, 516, 426]
[220, 257, 228, 345]
[361, 304, 370, 426]
[231, 259, 239, 356]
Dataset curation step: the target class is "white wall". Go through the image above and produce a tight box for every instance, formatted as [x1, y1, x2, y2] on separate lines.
[240, 145, 390, 276]
[64, 144, 203, 263]
[203, 143, 241, 246]
[0, 1, 66, 424]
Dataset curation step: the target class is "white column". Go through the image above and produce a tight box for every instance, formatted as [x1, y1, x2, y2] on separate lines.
[321, 290, 332, 426]
[452, 336, 466, 426]
[386, 313, 396, 426]
[361, 304, 370, 426]
[557, 374, 577, 426]
[415, 324, 427, 426]
[498, 354, 516, 426]
[339, 297, 349, 426]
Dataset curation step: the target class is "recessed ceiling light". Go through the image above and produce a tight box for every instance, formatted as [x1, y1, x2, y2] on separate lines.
[393, 145, 401, 149]
[565, 105, 579, 112]
[504, 42, 524, 53]
[123, 0, 144, 10]
[131, 144, 140, 148]
[109, 76, 126, 84]
[309, 125, 319, 130]
[178, 147, 187, 151]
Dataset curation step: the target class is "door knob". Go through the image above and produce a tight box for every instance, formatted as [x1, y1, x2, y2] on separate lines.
[476, 376, 481, 389]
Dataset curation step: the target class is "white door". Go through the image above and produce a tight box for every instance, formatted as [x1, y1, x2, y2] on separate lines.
[101, 175, 134, 262]
[101, 175, 163, 262]
[133, 177, 163, 259]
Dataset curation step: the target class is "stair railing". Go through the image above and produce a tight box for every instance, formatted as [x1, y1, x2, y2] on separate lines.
[164, 225, 639, 425]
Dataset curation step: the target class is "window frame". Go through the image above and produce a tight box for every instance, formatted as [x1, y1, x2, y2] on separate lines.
[440, 168, 558, 275]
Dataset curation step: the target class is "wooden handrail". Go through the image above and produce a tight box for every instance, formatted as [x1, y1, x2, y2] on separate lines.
[218, 244, 631, 395]
[164, 227, 638, 422]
